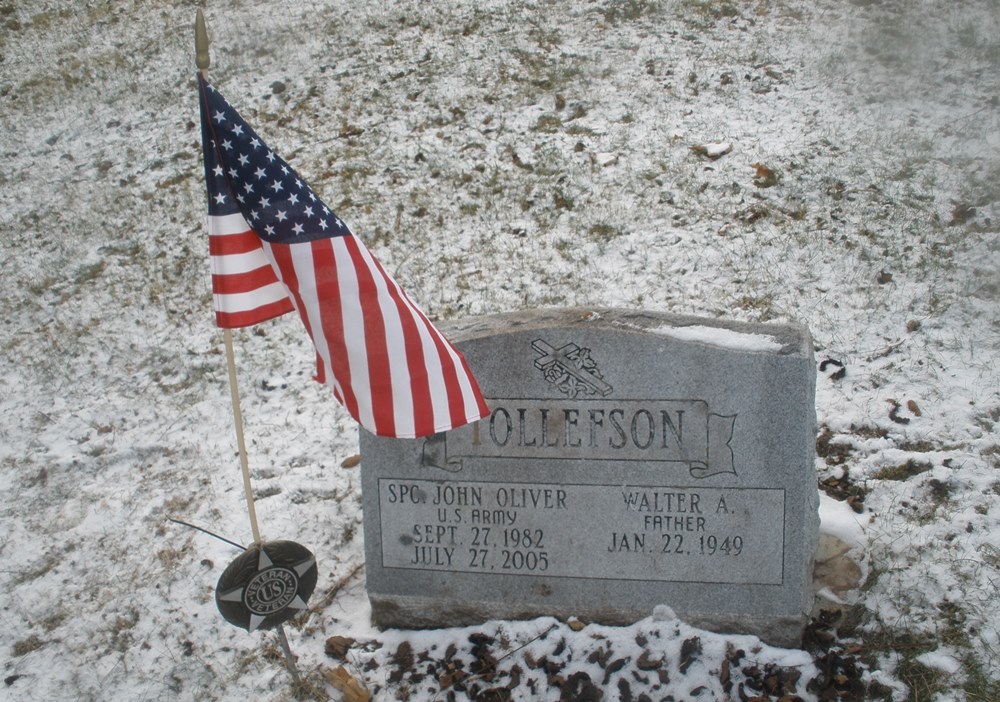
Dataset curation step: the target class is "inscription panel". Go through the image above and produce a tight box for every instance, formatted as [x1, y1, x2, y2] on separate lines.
[378, 478, 784, 585]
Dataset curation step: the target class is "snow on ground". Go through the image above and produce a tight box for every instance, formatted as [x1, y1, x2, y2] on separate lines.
[1, 0, 998, 700]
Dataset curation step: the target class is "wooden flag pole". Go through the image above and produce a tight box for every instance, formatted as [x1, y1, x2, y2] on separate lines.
[196, 10, 304, 690]
[197, 9, 261, 548]
[223, 329, 263, 546]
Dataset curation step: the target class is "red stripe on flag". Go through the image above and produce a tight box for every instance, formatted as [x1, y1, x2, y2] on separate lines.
[211, 265, 286, 295]
[268, 239, 360, 422]
[364, 253, 436, 436]
[268, 244, 336, 398]
[264, 241, 306, 325]
[305, 239, 361, 424]
[429, 321, 470, 431]
[209, 230, 265, 256]
[342, 236, 395, 436]
[406, 288, 489, 429]
[457, 345, 491, 419]
[314, 351, 326, 387]
[215, 299, 293, 328]
[395, 300, 436, 438]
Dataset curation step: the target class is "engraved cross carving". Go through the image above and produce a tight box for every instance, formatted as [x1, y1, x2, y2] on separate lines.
[532, 339, 613, 397]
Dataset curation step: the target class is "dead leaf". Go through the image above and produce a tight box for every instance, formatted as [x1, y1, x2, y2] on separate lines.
[439, 666, 466, 689]
[601, 657, 628, 684]
[888, 400, 910, 425]
[679, 636, 701, 674]
[906, 400, 922, 417]
[324, 666, 370, 702]
[819, 358, 846, 381]
[636, 650, 663, 670]
[388, 641, 414, 684]
[739, 203, 769, 224]
[341, 454, 361, 469]
[338, 123, 365, 139]
[324, 635, 355, 659]
[751, 162, 779, 187]
[587, 645, 611, 667]
[948, 202, 976, 226]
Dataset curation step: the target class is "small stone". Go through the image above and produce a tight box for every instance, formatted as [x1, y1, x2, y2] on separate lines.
[261, 377, 286, 391]
[595, 152, 618, 167]
[690, 142, 733, 159]
[813, 535, 862, 598]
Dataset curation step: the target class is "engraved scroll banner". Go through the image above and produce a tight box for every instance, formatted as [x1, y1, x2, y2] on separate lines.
[423, 399, 738, 479]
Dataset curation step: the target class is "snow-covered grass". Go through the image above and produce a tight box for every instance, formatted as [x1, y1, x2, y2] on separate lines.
[1, 0, 998, 700]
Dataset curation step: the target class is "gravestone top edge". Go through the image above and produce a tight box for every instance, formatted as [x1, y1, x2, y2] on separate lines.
[440, 307, 812, 357]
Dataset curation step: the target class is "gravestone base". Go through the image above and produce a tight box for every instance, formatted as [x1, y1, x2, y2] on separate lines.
[370, 593, 808, 649]
[362, 308, 819, 648]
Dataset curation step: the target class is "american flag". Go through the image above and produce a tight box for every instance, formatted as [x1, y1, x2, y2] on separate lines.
[198, 75, 489, 438]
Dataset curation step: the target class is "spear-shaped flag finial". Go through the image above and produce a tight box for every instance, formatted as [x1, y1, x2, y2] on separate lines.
[195, 9, 210, 73]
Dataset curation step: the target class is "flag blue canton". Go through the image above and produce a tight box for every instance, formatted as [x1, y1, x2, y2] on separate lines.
[199, 78, 350, 243]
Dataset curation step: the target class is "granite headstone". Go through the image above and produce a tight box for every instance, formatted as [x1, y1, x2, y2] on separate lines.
[360, 308, 818, 646]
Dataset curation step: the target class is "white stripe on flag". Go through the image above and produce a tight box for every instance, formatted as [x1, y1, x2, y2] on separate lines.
[281, 240, 344, 404]
[212, 282, 290, 314]
[211, 249, 277, 276]
[331, 237, 375, 433]
[207, 212, 254, 236]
